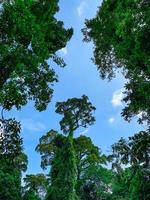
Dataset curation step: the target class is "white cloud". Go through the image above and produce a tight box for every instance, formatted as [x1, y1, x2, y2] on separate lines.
[111, 89, 124, 107]
[21, 119, 46, 132]
[60, 47, 67, 55]
[77, 1, 88, 17]
[108, 117, 115, 123]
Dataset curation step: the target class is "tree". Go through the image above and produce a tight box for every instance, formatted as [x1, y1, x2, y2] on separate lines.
[36, 131, 79, 200]
[0, 1, 72, 198]
[55, 95, 96, 135]
[23, 173, 48, 200]
[0, 0, 73, 111]
[0, 118, 28, 200]
[80, 165, 113, 200]
[83, 0, 150, 125]
[74, 135, 103, 181]
[111, 131, 150, 169]
[111, 168, 131, 200]
[74, 135, 112, 200]
[37, 95, 96, 200]
[110, 131, 150, 199]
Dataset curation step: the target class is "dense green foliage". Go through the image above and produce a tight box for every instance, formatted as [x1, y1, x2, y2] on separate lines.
[37, 96, 96, 200]
[0, 119, 27, 200]
[74, 135, 112, 200]
[0, 0, 73, 111]
[0, 1, 72, 199]
[46, 134, 78, 200]
[83, 0, 150, 125]
[23, 174, 48, 200]
[83, 0, 150, 198]
[110, 131, 150, 199]
[1, 0, 150, 199]
[37, 132, 113, 200]
[55, 95, 96, 134]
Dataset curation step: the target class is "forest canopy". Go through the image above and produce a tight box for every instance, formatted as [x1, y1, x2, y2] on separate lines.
[0, 0, 150, 200]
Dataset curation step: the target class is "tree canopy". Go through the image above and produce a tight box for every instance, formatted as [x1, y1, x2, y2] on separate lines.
[1, 1, 150, 199]
[0, 119, 28, 200]
[55, 95, 96, 135]
[83, 0, 150, 125]
[110, 130, 150, 199]
[0, 0, 73, 111]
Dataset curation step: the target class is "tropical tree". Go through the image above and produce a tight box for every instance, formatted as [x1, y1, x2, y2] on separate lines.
[74, 135, 102, 181]
[110, 131, 150, 199]
[83, 0, 150, 126]
[55, 95, 96, 135]
[0, 119, 28, 200]
[0, 0, 73, 111]
[0, 1, 72, 199]
[36, 95, 96, 200]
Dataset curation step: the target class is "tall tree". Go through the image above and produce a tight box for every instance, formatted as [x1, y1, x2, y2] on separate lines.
[55, 95, 96, 135]
[0, 0, 73, 111]
[36, 95, 96, 200]
[110, 131, 150, 199]
[74, 135, 102, 181]
[0, 118, 28, 200]
[74, 135, 112, 200]
[83, 0, 150, 126]
[0, 1, 72, 198]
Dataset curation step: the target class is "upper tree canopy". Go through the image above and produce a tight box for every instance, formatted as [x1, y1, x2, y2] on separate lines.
[110, 131, 150, 199]
[55, 95, 96, 134]
[83, 0, 150, 125]
[0, 0, 73, 111]
[111, 131, 150, 170]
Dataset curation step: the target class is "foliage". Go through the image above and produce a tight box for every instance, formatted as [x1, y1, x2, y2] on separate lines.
[45, 134, 79, 200]
[0, 118, 28, 200]
[79, 165, 113, 200]
[37, 96, 96, 200]
[74, 135, 112, 200]
[83, 0, 150, 125]
[110, 131, 150, 199]
[74, 135, 103, 180]
[0, 170, 22, 200]
[111, 131, 150, 169]
[36, 129, 58, 170]
[0, 1, 72, 199]
[0, 0, 73, 111]
[23, 190, 40, 200]
[37, 133, 112, 200]
[55, 95, 96, 134]
[37, 132, 78, 200]
[23, 173, 48, 200]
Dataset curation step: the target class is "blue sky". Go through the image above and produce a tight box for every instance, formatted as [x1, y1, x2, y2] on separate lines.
[7, 0, 144, 175]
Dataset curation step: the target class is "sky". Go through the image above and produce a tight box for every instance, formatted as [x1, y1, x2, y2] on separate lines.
[7, 0, 144, 175]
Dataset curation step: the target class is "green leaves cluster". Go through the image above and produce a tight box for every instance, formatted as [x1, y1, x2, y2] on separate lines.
[110, 130, 150, 199]
[0, 119, 28, 200]
[55, 95, 96, 134]
[0, 0, 73, 111]
[83, 0, 150, 125]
